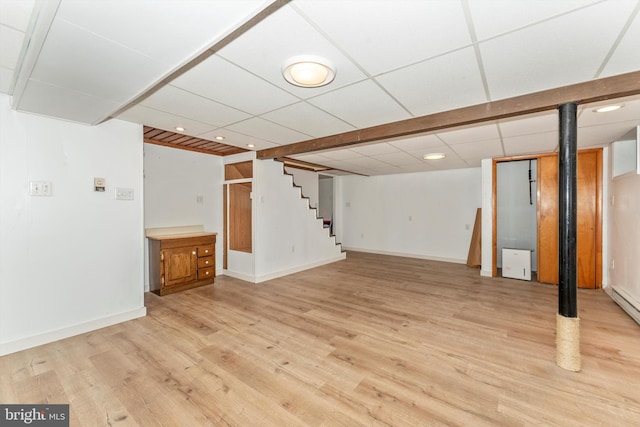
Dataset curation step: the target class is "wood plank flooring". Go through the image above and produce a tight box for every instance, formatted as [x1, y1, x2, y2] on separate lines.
[2, 251, 640, 426]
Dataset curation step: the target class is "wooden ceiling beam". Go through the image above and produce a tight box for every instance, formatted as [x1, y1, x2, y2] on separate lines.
[257, 70, 640, 160]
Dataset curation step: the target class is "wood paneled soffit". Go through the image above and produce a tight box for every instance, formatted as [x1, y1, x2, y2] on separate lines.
[257, 70, 640, 159]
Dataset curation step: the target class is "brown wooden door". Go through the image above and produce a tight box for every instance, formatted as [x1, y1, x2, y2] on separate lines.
[537, 150, 600, 288]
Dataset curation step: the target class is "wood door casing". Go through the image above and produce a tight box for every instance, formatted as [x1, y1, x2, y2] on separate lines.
[537, 155, 559, 284]
[536, 149, 600, 289]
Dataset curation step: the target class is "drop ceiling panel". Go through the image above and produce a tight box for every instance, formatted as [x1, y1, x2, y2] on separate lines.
[0, 25, 24, 70]
[370, 151, 425, 166]
[308, 80, 411, 128]
[578, 120, 640, 147]
[481, 1, 636, 101]
[499, 112, 558, 137]
[261, 101, 355, 138]
[198, 128, 278, 151]
[56, 0, 266, 66]
[578, 97, 640, 127]
[0, 0, 35, 30]
[0, 68, 13, 93]
[437, 123, 500, 145]
[468, 0, 601, 40]
[315, 149, 363, 161]
[29, 18, 166, 104]
[503, 132, 558, 156]
[294, 0, 471, 76]
[350, 143, 400, 156]
[170, 56, 299, 115]
[387, 134, 444, 151]
[601, 10, 640, 77]
[18, 80, 121, 124]
[218, 5, 367, 97]
[376, 47, 488, 117]
[141, 85, 251, 127]
[226, 117, 310, 144]
[451, 139, 504, 161]
[118, 105, 215, 136]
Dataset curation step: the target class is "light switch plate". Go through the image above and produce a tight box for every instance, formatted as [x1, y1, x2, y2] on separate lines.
[115, 187, 134, 200]
[30, 181, 52, 196]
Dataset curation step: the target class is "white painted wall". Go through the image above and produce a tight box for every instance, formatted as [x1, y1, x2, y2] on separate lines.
[143, 143, 224, 288]
[496, 160, 537, 270]
[318, 176, 334, 221]
[285, 166, 319, 209]
[0, 94, 145, 355]
[608, 148, 640, 311]
[254, 159, 345, 282]
[338, 168, 482, 263]
[481, 159, 493, 276]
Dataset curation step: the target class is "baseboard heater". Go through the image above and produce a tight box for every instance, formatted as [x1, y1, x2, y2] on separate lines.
[611, 287, 640, 326]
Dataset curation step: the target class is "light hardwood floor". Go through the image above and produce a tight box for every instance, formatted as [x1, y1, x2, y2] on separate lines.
[1, 251, 640, 426]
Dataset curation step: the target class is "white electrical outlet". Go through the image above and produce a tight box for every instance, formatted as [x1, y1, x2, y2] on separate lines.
[115, 187, 134, 200]
[29, 181, 52, 196]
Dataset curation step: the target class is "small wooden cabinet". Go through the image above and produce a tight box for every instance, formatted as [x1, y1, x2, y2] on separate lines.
[148, 232, 217, 296]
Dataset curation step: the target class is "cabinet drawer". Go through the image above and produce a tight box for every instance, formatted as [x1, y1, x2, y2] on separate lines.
[198, 267, 214, 280]
[197, 244, 214, 257]
[198, 256, 214, 268]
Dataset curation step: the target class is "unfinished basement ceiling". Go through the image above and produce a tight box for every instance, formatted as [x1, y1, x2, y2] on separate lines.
[2, 0, 640, 175]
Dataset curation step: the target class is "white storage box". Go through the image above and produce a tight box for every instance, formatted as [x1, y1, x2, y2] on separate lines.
[502, 248, 533, 281]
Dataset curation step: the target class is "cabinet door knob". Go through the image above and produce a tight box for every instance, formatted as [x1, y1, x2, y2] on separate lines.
[205, 260, 209, 264]
[205, 249, 209, 253]
[205, 271, 209, 275]
[192, 251, 196, 255]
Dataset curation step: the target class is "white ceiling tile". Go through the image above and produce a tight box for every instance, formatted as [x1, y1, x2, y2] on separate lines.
[376, 47, 487, 116]
[117, 104, 215, 136]
[578, 97, 640, 127]
[503, 132, 558, 156]
[578, 120, 640, 147]
[468, 0, 602, 40]
[340, 156, 392, 169]
[171, 55, 299, 115]
[0, 66, 13, 93]
[18, 79, 121, 124]
[30, 18, 166, 104]
[451, 139, 504, 160]
[142, 85, 250, 127]
[405, 145, 461, 162]
[226, 117, 310, 144]
[437, 123, 500, 144]
[370, 151, 425, 166]
[316, 149, 362, 160]
[290, 153, 334, 164]
[294, 0, 471, 75]
[219, 5, 367, 97]
[388, 134, 444, 151]
[198, 128, 276, 150]
[56, 0, 266, 66]
[601, 10, 640, 77]
[0, 25, 24, 70]
[481, 1, 637, 101]
[350, 143, 400, 156]
[308, 80, 411, 128]
[0, 0, 35, 31]
[261, 101, 355, 138]
[499, 112, 558, 137]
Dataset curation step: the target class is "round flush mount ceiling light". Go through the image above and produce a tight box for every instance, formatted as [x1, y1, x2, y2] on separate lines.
[247, 144, 255, 148]
[175, 126, 185, 132]
[214, 135, 225, 141]
[282, 55, 336, 88]
[423, 152, 446, 160]
[594, 104, 622, 113]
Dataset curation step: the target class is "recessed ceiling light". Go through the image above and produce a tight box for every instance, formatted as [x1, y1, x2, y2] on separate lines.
[594, 105, 622, 113]
[214, 135, 225, 141]
[175, 126, 185, 132]
[282, 55, 336, 88]
[247, 144, 255, 148]
[423, 153, 446, 160]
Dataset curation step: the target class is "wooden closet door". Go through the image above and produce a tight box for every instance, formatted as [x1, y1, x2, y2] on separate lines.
[536, 151, 599, 288]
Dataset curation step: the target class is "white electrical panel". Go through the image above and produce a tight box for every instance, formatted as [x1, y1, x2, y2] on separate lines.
[502, 248, 533, 281]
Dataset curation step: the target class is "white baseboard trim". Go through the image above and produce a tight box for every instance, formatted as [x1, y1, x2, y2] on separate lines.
[608, 285, 640, 326]
[342, 246, 466, 265]
[0, 307, 147, 356]
[222, 253, 347, 284]
[481, 269, 493, 277]
[255, 253, 346, 283]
